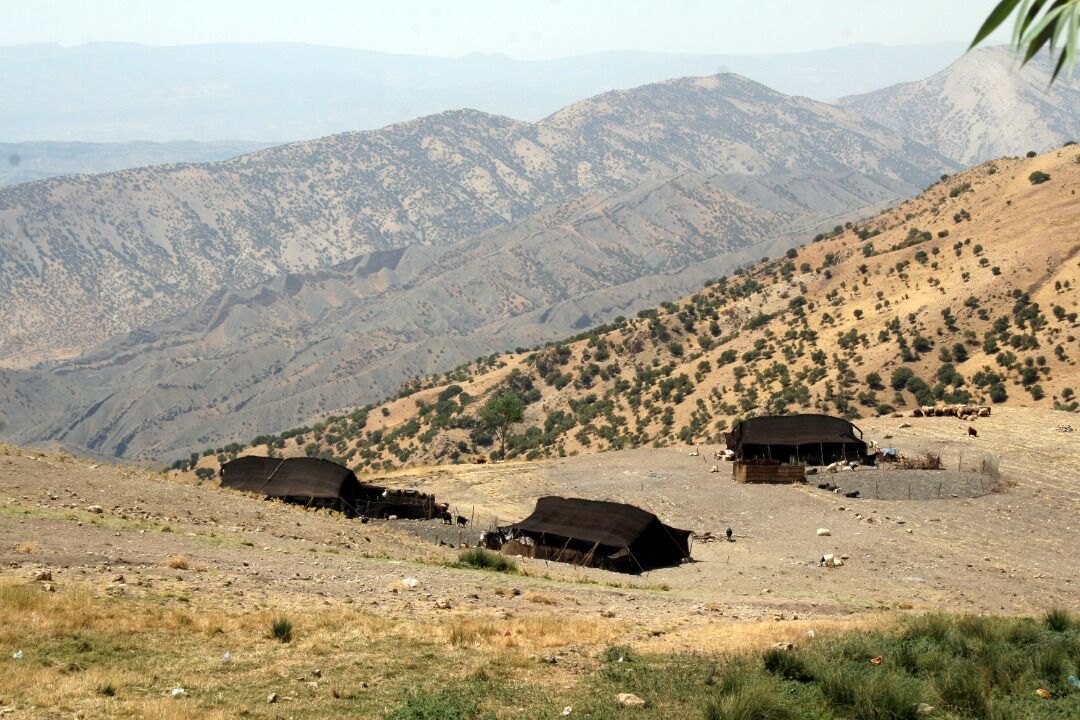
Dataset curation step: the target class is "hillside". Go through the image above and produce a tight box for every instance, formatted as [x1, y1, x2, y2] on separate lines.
[0, 140, 272, 187]
[0, 72, 948, 365]
[0, 169, 900, 460]
[840, 46, 1080, 165]
[202, 148, 1080, 473]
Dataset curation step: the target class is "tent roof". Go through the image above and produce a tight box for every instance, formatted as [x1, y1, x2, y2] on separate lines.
[728, 414, 864, 449]
[220, 456, 357, 499]
[509, 496, 665, 548]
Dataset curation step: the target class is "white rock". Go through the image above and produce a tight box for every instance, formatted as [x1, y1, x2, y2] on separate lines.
[562, 707, 572, 716]
[170, 687, 186, 698]
[267, 692, 278, 704]
[402, 577, 419, 588]
[617, 693, 646, 707]
[816, 528, 831, 536]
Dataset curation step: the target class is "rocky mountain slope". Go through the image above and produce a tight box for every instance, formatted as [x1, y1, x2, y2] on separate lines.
[0, 169, 900, 459]
[0, 73, 949, 365]
[205, 148, 1079, 473]
[840, 46, 1080, 165]
[0, 140, 272, 187]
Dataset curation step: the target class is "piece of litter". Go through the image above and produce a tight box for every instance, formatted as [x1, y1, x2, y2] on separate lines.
[402, 577, 418, 588]
[806, 629, 816, 638]
[221, 652, 231, 664]
[869, 656, 883, 665]
[562, 707, 572, 716]
[11, 650, 23, 660]
[1035, 688, 1051, 699]
[816, 528, 831, 536]
[171, 687, 186, 698]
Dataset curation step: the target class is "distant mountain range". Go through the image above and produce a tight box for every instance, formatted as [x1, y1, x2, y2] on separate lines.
[0, 140, 272, 187]
[0, 41, 967, 142]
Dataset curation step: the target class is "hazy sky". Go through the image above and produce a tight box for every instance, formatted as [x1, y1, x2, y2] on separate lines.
[2, 0, 1007, 59]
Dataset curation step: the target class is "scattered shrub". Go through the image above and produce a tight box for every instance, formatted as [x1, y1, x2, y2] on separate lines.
[456, 548, 518, 573]
[271, 616, 293, 643]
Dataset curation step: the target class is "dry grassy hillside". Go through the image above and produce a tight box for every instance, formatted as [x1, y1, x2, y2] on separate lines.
[189, 148, 1080, 474]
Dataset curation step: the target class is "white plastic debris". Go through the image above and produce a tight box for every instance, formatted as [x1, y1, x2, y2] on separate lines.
[816, 528, 831, 536]
[562, 707, 572, 716]
[402, 577, 419, 588]
[170, 687, 186, 698]
[12, 650, 23, 660]
[806, 629, 816, 638]
[221, 652, 232, 664]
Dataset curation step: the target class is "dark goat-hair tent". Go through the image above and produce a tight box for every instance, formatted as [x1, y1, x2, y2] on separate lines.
[220, 456, 444, 518]
[490, 496, 691, 573]
[726, 414, 869, 465]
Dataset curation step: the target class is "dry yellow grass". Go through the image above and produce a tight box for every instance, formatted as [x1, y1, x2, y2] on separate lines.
[163, 554, 191, 570]
[13, 540, 41, 554]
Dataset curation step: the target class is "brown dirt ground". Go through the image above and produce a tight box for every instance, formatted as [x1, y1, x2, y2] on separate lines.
[1, 405, 1077, 661]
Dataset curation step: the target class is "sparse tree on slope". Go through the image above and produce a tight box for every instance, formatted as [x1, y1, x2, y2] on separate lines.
[481, 392, 524, 459]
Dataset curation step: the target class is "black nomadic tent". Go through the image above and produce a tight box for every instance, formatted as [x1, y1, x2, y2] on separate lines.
[492, 496, 691, 573]
[220, 456, 445, 518]
[220, 456, 364, 515]
[726, 414, 869, 465]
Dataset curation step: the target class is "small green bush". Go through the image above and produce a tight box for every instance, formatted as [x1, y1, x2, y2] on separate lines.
[1029, 170, 1051, 184]
[1044, 607, 1073, 632]
[270, 616, 293, 643]
[762, 648, 814, 682]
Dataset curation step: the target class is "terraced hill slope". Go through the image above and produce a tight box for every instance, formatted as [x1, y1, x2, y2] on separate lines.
[204, 148, 1079, 473]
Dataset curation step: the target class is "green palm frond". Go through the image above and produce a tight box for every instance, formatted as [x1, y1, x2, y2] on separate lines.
[971, 0, 1080, 81]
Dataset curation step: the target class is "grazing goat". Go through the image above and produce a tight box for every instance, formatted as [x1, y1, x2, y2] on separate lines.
[968, 426, 978, 437]
[456, 515, 469, 527]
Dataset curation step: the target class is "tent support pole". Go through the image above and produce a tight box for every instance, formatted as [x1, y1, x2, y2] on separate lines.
[552, 536, 573, 564]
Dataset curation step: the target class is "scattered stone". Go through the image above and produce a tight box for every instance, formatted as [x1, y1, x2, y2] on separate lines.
[170, 687, 186, 698]
[616, 693, 646, 707]
[916, 703, 934, 715]
[33, 570, 52, 582]
[816, 528, 831, 537]
[86, 505, 103, 514]
[267, 693, 278, 704]
[600, 609, 616, 618]
[311, 668, 321, 678]
[402, 577, 419, 589]
[770, 642, 794, 651]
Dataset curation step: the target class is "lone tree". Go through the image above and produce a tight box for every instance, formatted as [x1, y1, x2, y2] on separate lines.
[480, 392, 524, 458]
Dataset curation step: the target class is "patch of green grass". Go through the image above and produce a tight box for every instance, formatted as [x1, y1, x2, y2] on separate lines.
[386, 682, 498, 720]
[454, 548, 518, 573]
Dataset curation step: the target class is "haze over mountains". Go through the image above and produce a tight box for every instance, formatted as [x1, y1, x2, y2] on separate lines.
[2, 45, 1079, 463]
[0, 140, 273, 187]
[0, 41, 968, 143]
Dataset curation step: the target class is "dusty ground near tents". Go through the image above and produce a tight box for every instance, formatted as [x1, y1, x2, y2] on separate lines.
[0, 407, 1077, 715]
